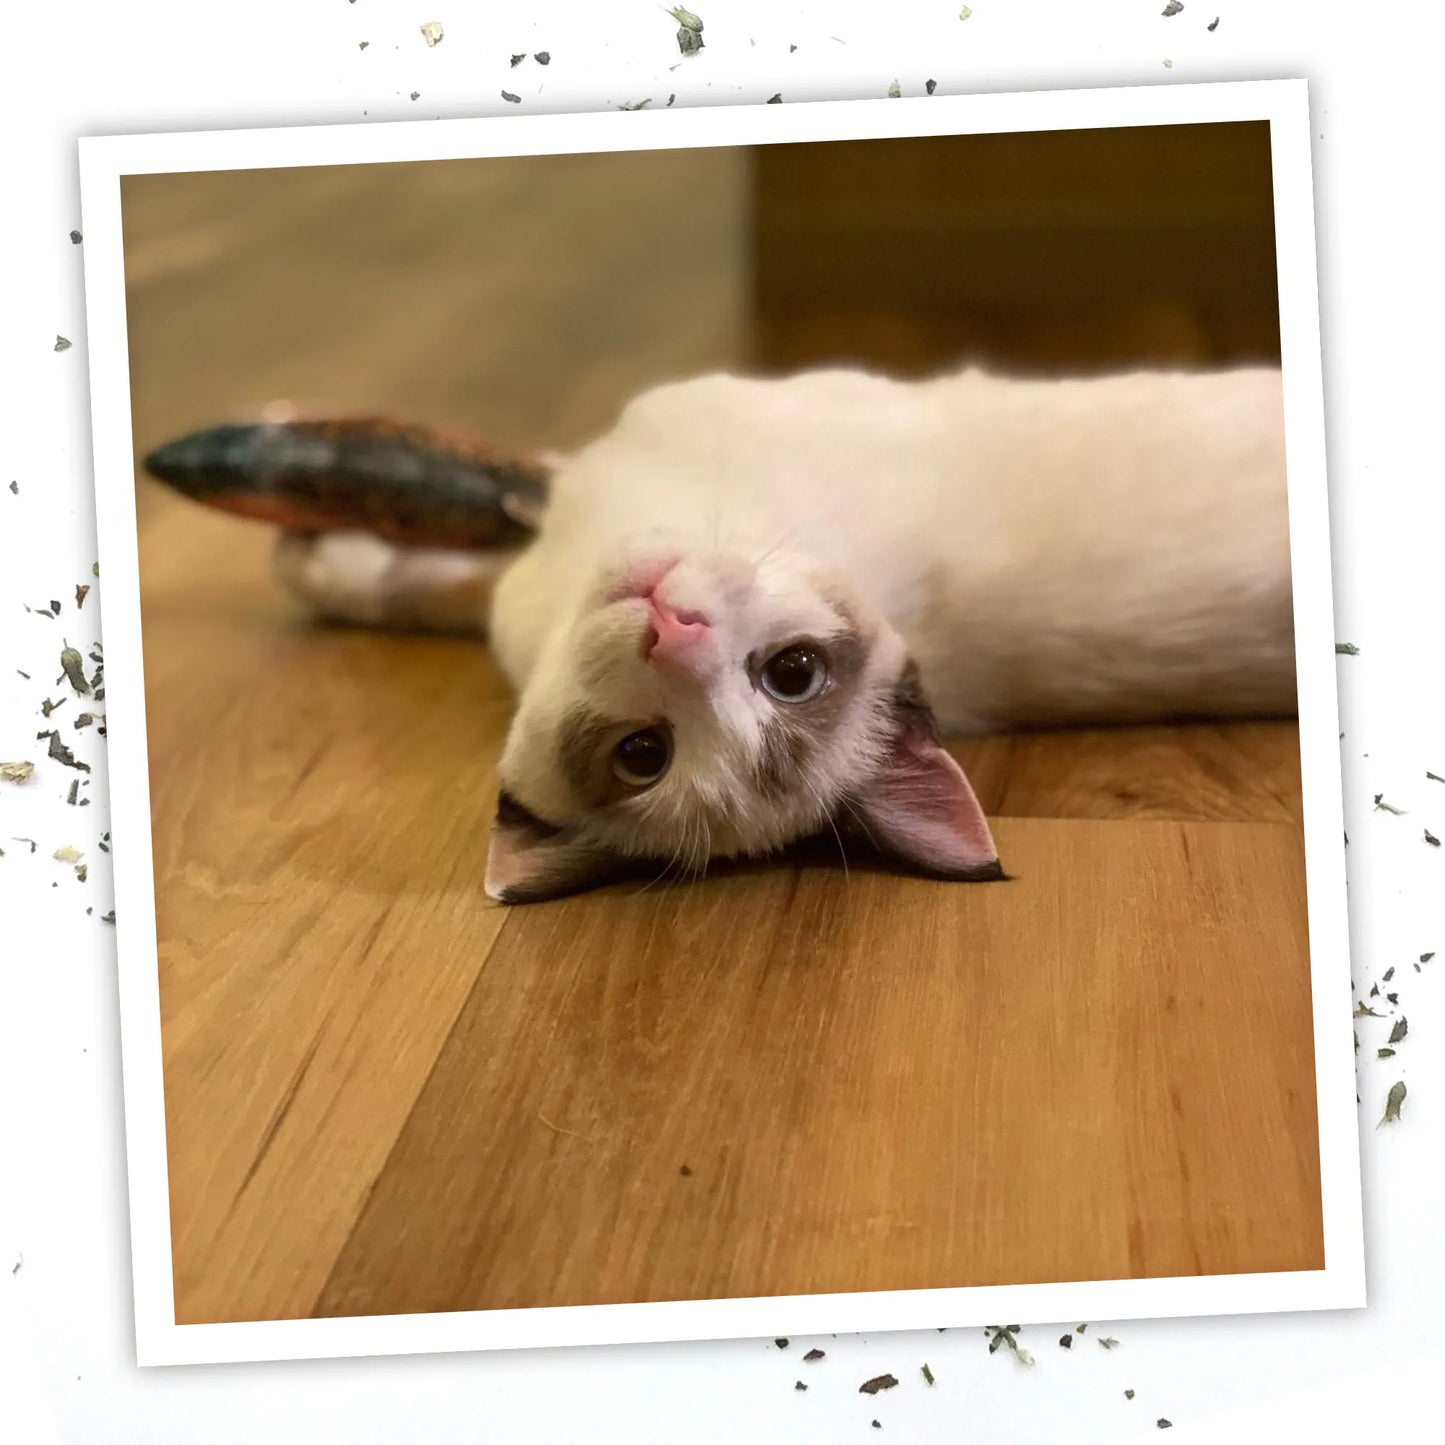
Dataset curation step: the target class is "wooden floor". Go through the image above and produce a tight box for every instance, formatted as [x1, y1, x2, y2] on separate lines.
[123, 152, 1322, 1327]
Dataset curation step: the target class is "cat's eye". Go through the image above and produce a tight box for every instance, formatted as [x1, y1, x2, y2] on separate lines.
[759, 644, 829, 704]
[611, 727, 672, 787]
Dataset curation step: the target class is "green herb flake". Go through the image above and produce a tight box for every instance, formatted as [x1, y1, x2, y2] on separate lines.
[1388, 1017, 1408, 1044]
[1335, 642, 1359, 655]
[1, 761, 35, 784]
[859, 1374, 899, 1395]
[794, 1380, 806, 1391]
[1383, 966, 1395, 982]
[1354, 1002, 1384, 1018]
[60, 644, 90, 695]
[101, 910, 115, 923]
[1158, 1421, 1173, 1431]
[1374, 793, 1405, 815]
[887, 80, 901, 97]
[47, 733, 90, 772]
[1125, 1389, 1136, 1399]
[66, 779, 78, 805]
[1163, 0, 1184, 13]
[1427, 829, 1442, 847]
[1422, 953, 1436, 963]
[1377, 1048, 1396, 1059]
[669, 6, 703, 31]
[1099, 1337, 1120, 1350]
[1059, 1333, 1073, 1348]
[1380, 1080, 1407, 1125]
[775, 1338, 789, 1349]
[921, 1362, 935, 1385]
[1428, 772, 1444, 783]
[55, 335, 72, 352]
[501, 90, 521, 103]
[803, 1348, 825, 1361]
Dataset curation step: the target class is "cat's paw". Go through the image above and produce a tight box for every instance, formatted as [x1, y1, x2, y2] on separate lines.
[272, 531, 397, 624]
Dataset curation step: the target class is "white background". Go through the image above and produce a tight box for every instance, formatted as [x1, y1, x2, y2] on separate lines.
[2, 2, 1442, 1440]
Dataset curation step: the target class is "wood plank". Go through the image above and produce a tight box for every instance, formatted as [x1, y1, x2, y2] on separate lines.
[314, 816, 1320, 1318]
[952, 721, 1303, 824]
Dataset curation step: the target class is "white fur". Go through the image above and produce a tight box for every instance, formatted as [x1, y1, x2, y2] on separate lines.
[492, 363, 1293, 733]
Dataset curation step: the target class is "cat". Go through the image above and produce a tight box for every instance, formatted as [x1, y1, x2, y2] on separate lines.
[149, 363, 1296, 904]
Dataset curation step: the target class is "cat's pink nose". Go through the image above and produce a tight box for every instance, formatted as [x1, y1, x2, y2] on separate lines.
[645, 595, 710, 661]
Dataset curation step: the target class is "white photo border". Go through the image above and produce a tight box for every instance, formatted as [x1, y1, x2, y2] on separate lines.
[77, 77, 1364, 1368]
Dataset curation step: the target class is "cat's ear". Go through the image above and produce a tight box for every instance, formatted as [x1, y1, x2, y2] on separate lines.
[483, 791, 629, 904]
[844, 664, 1003, 880]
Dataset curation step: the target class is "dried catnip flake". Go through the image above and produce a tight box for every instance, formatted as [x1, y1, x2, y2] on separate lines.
[1353, 1002, 1383, 1018]
[959, 4, 972, 16]
[1383, 966, 1395, 982]
[1427, 829, 1441, 847]
[619, 99, 652, 109]
[1162, 1, 1184, 14]
[66, 779, 78, 805]
[47, 732, 90, 772]
[767, 93, 782, 103]
[887, 80, 901, 97]
[926, 79, 937, 95]
[794, 1380, 806, 1391]
[61, 644, 91, 695]
[669, 6, 704, 31]
[419, 21, 443, 47]
[501, 90, 522, 103]
[1125, 1389, 1136, 1400]
[54, 845, 83, 863]
[70, 230, 83, 243]
[1422, 952, 1436, 963]
[1388, 1017, 1408, 1044]
[535, 51, 550, 65]
[1059, 1333, 1073, 1348]
[75, 584, 90, 609]
[55, 335, 72, 352]
[359, 41, 369, 50]
[776, 1338, 789, 1349]
[1335, 642, 1359, 655]
[803, 1348, 825, 1361]
[1378, 1048, 1396, 1059]
[101, 910, 115, 923]
[1076, 1323, 1087, 1332]
[1208, 16, 1220, 29]
[677, 27, 703, 55]
[1, 761, 35, 784]
[859, 1374, 898, 1395]
[7, 480, 16, 494]
[921, 1362, 935, 1385]
[75, 864, 88, 882]
[1428, 772, 1444, 783]
[1158, 1421, 1173, 1431]
[1099, 1337, 1120, 1350]
[1374, 793, 1405, 814]
[1380, 1080, 1406, 1125]
[410, 91, 420, 101]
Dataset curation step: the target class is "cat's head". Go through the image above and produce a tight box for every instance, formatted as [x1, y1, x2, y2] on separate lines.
[483, 545, 1001, 903]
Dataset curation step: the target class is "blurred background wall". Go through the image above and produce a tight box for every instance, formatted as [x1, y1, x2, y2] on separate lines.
[123, 120, 1278, 523]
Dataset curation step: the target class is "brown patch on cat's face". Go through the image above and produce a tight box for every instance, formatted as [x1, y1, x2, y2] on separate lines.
[748, 626, 869, 800]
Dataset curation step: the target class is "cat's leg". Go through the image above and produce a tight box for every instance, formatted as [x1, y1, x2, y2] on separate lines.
[271, 530, 515, 636]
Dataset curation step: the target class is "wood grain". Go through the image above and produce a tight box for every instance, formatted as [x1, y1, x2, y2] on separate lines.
[123, 143, 1321, 1328]
[314, 817, 1319, 1317]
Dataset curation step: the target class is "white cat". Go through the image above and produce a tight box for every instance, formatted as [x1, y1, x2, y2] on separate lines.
[161, 364, 1295, 903]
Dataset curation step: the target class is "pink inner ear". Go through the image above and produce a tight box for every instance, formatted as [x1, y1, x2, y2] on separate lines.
[855, 737, 999, 877]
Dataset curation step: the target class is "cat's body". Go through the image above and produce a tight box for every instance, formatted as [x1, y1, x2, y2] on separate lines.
[158, 362, 1294, 903]
[491, 364, 1294, 733]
